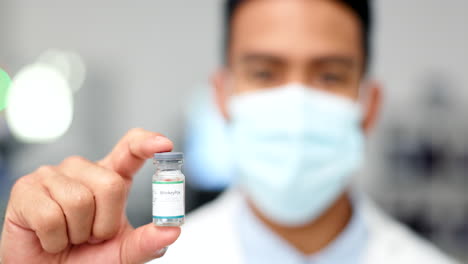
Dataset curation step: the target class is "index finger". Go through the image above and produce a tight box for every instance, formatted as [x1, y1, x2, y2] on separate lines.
[98, 128, 173, 179]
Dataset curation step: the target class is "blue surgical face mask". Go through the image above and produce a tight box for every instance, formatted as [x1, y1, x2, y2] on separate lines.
[228, 83, 364, 226]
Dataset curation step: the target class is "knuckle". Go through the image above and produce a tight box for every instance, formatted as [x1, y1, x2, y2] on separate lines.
[10, 175, 36, 199]
[62, 155, 87, 167]
[35, 206, 64, 234]
[65, 185, 95, 211]
[11, 175, 31, 191]
[35, 165, 56, 176]
[97, 174, 126, 197]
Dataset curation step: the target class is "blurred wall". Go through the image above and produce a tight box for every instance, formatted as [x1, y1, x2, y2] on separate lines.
[366, 0, 468, 260]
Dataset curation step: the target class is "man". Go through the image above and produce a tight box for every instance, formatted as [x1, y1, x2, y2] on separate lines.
[159, 0, 457, 263]
[0, 0, 458, 264]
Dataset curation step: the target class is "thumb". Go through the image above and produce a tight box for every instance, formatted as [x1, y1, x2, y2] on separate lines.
[120, 224, 181, 264]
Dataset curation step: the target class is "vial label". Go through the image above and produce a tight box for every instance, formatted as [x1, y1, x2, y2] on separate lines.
[152, 181, 185, 219]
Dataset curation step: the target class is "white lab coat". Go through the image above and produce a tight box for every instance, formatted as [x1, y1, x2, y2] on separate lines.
[155, 189, 458, 264]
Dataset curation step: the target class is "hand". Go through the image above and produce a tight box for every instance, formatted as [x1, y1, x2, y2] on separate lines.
[0, 128, 180, 264]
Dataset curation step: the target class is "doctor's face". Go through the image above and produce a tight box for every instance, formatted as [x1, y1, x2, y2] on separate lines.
[225, 0, 365, 100]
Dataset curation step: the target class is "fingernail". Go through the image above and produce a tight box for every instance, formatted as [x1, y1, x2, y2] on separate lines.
[155, 246, 168, 257]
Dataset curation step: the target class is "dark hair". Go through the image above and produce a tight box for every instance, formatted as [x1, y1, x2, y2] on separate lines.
[223, 0, 372, 69]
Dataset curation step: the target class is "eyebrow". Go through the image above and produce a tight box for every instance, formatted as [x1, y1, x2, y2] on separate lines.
[240, 54, 285, 65]
[311, 56, 356, 69]
[240, 53, 356, 68]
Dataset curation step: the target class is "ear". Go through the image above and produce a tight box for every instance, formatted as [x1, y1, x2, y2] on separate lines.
[361, 80, 382, 134]
[211, 69, 230, 121]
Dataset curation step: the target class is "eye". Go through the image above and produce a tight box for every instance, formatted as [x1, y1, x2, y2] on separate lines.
[251, 70, 274, 81]
[319, 72, 344, 84]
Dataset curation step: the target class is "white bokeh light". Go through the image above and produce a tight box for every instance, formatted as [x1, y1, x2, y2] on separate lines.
[6, 63, 74, 143]
[38, 49, 86, 93]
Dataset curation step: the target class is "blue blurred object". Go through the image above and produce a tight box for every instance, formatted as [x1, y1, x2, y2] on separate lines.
[0, 144, 11, 231]
[183, 85, 234, 191]
[0, 155, 8, 195]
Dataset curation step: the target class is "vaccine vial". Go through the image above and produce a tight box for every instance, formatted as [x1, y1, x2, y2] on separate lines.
[152, 152, 185, 226]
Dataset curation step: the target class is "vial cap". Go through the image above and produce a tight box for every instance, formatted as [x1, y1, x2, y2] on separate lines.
[154, 152, 184, 161]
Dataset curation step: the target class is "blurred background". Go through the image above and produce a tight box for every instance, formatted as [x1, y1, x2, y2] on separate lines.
[0, 0, 467, 262]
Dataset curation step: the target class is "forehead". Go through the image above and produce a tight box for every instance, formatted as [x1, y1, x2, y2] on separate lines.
[230, 0, 363, 63]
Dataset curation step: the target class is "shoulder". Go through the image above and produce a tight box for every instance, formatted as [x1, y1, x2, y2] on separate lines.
[361, 198, 459, 264]
[153, 189, 243, 264]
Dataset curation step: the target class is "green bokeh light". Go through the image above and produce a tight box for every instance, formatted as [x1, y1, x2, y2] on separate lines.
[0, 68, 11, 111]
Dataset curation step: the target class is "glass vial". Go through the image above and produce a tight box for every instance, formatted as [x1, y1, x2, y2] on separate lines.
[152, 152, 185, 226]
